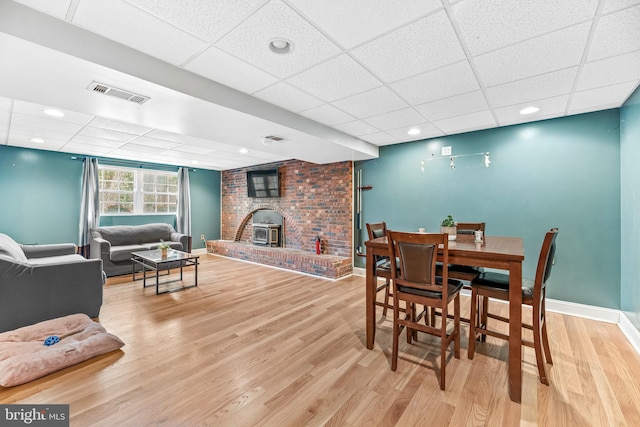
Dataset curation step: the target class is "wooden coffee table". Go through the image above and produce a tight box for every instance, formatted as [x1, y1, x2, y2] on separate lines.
[131, 249, 199, 295]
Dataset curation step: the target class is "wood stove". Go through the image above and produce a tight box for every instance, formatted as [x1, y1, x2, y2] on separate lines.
[252, 223, 281, 246]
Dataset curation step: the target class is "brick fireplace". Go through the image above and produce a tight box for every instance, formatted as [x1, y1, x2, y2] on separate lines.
[207, 159, 353, 278]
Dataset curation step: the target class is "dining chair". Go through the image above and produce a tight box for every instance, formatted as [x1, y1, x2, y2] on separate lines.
[366, 222, 393, 316]
[468, 228, 558, 385]
[386, 230, 463, 390]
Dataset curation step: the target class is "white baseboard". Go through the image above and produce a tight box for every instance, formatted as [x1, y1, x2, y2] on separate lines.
[191, 248, 208, 255]
[353, 265, 640, 356]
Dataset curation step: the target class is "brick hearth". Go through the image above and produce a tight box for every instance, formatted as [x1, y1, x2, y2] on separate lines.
[207, 240, 352, 279]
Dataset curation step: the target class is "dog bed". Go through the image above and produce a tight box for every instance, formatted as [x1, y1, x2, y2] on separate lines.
[0, 313, 124, 387]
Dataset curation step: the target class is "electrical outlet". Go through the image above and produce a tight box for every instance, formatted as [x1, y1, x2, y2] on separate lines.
[200, 234, 205, 241]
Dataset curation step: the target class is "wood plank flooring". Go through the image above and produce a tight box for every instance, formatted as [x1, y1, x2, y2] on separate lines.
[2, 255, 640, 426]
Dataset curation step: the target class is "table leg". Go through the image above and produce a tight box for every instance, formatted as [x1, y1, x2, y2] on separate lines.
[366, 249, 375, 350]
[195, 259, 198, 286]
[155, 264, 160, 295]
[508, 260, 523, 403]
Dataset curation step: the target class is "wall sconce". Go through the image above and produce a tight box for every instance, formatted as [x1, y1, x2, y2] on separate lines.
[484, 152, 491, 168]
[450, 156, 456, 171]
[421, 150, 492, 172]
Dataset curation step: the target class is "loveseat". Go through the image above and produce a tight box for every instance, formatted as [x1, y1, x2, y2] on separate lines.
[0, 233, 104, 333]
[90, 223, 189, 277]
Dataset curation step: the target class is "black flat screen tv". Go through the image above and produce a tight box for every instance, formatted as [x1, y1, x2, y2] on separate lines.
[247, 168, 280, 198]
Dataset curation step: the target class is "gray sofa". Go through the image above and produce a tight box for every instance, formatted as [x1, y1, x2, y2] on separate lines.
[0, 233, 104, 333]
[90, 223, 189, 277]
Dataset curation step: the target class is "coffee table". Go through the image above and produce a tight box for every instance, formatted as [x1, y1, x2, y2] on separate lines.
[131, 249, 199, 295]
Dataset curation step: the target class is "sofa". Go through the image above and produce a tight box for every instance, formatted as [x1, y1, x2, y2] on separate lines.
[0, 233, 105, 333]
[90, 223, 189, 277]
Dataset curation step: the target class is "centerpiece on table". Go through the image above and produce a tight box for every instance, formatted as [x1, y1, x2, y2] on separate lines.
[440, 215, 457, 241]
[158, 239, 171, 258]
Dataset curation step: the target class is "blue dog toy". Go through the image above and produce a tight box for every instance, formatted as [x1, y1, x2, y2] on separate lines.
[44, 335, 60, 346]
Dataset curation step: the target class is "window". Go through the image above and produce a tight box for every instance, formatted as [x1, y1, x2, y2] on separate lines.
[99, 166, 178, 214]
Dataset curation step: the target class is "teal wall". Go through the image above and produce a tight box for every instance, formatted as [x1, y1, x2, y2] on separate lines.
[355, 109, 621, 309]
[620, 85, 640, 331]
[0, 145, 221, 249]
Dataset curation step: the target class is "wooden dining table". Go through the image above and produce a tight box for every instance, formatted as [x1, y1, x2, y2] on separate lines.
[364, 234, 525, 403]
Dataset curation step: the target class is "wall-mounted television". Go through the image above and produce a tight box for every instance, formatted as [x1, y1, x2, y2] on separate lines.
[247, 168, 280, 198]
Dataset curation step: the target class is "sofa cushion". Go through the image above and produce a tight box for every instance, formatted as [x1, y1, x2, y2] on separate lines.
[110, 245, 151, 262]
[27, 254, 86, 265]
[0, 233, 28, 263]
[93, 224, 174, 246]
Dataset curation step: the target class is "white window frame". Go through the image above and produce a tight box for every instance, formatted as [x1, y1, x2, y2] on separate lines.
[98, 165, 178, 215]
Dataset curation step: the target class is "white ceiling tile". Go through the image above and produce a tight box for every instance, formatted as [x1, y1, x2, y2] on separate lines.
[474, 23, 591, 87]
[364, 108, 427, 131]
[10, 113, 84, 134]
[73, 0, 209, 65]
[0, 96, 12, 112]
[124, 0, 267, 43]
[185, 46, 279, 94]
[391, 61, 479, 105]
[12, 0, 72, 19]
[588, 4, 640, 60]
[144, 129, 196, 144]
[432, 110, 496, 135]
[169, 144, 215, 155]
[486, 68, 578, 107]
[62, 142, 116, 155]
[253, 82, 323, 113]
[12, 100, 94, 125]
[68, 134, 126, 149]
[112, 142, 159, 153]
[87, 117, 152, 135]
[299, 104, 355, 126]
[78, 126, 136, 142]
[8, 132, 69, 150]
[333, 120, 380, 137]
[287, 54, 382, 102]
[569, 80, 639, 113]
[493, 95, 570, 125]
[602, 0, 640, 15]
[351, 10, 466, 83]
[129, 136, 181, 149]
[453, 0, 599, 55]
[331, 86, 408, 118]
[288, 0, 442, 49]
[415, 90, 489, 121]
[215, 0, 342, 78]
[359, 131, 401, 146]
[578, 50, 640, 90]
[386, 123, 443, 141]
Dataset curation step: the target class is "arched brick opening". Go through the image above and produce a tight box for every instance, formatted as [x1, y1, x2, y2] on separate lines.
[233, 204, 306, 251]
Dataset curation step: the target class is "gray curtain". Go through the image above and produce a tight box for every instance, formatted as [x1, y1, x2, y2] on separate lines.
[78, 158, 100, 258]
[177, 167, 192, 250]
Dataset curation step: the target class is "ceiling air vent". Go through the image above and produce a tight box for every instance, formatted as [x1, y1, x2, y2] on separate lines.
[87, 81, 150, 105]
[264, 135, 285, 142]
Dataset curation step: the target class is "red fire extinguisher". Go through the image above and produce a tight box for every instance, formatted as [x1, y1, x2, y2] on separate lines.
[315, 236, 321, 255]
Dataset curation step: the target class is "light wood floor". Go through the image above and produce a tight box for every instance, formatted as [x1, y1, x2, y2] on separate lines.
[2, 255, 640, 426]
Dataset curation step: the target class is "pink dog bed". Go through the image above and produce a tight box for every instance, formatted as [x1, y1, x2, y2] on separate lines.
[0, 313, 124, 387]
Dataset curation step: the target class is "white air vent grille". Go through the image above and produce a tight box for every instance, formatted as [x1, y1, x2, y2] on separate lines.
[87, 81, 150, 105]
[264, 135, 285, 142]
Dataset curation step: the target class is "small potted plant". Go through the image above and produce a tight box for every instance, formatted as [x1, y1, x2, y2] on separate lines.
[440, 215, 457, 241]
[158, 239, 171, 258]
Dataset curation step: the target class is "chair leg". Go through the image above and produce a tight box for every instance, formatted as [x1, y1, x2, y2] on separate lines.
[533, 303, 549, 386]
[440, 305, 447, 390]
[541, 294, 553, 365]
[480, 294, 489, 342]
[468, 288, 478, 360]
[392, 302, 400, 371]
[382, 279, 391, 317]
[454, 295, 460, 359]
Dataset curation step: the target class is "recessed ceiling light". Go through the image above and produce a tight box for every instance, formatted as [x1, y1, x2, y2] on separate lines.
[407, 128, 421, 136]
[30, 137, 45, 143]
[239, 148, 249, 154]
[269, 38, 293, 54]
[520, 106, 540, 115]
[43, 109, 64, 117]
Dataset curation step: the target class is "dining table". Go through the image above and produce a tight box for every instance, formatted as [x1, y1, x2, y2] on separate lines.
[364, 233, 525, 403]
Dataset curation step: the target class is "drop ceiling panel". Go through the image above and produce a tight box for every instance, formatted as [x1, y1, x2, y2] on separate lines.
[486, 68, 578, 108]
[215, 0, 342, 78]
[602, 0, 640, 14]
[72, 0, 209, 66]
[415, 90, 489, 121]
[67, 134, 126, 149]
[129, 136, 181, 149]
[12, 0, 71, 19]
[253, 82, 323, 113]
[494, 95, 570, 125]
[578, 50, 640, 90]
[391, 61, 479, 105]
[432, 110, 496, 134]
[87, 117, 152, 136]
[333, 120, 380, 137]
[77, 126, 137, 142]
[474, 23, 591, 87]
[8, 133, 69, 150]
[359, 131, 400, 146]
[386, 123, 443, 141]
[587, 4, 640, 60]
[124, 0, 268, 44]
[288, 0, 442, 49]
[286, 54, 382, 102]
[351, 10, 466, 83]
[10, 113, 84, 134]
[452, 0, 599, 55]
[13, 100, 93, 125]
[332, 86, 408, 118]
[299, 104, 354, 126]
[184, 46, 279, 94]
[364, 108, 428, 131]
[569, 80, 639, 113]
